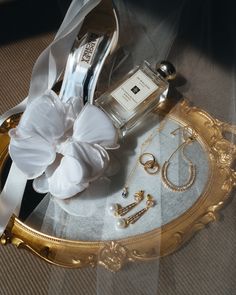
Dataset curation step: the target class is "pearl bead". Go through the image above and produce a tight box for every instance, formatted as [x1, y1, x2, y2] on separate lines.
[116, 218, 127, 229]
[109, 203, 118, 215]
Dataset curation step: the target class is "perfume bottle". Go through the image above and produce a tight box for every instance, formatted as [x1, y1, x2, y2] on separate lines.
[95, 61, 176, 136]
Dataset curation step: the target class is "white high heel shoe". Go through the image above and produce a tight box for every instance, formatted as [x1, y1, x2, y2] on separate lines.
[0, 0, 119, 234]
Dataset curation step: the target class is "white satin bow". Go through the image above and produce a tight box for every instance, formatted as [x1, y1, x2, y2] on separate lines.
[9, 90, 118, 199]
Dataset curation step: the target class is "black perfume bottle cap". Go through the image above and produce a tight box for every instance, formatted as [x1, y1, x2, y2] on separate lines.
[156, 61, 176, 81]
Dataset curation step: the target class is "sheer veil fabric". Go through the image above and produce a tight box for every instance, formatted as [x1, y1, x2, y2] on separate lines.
[1, 0, 236, 294]
[26, 2, 187, 294]
[0, 0, 102, 233]
[26, 0, 187, 235]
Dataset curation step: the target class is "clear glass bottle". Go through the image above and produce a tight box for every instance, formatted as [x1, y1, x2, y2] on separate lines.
[95, 61, 176, 136]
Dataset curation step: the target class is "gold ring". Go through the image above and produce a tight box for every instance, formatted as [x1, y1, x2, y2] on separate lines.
[144, 161, 160, 175]
[139, 153, 155, 166]
[144, 160, 156, 169]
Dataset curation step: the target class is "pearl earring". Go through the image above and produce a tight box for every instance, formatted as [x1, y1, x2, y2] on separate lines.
[109, 190, 145, 217]
[116, 194, 155, 229]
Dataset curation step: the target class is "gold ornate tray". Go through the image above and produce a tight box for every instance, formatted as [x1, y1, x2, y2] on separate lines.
[1, 99, 236, 272]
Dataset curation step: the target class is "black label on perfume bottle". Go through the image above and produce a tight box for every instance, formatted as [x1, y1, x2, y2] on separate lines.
[131, 86, 141, 94]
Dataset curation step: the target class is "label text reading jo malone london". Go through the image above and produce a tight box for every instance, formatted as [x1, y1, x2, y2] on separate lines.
[111, 70, 158, 111]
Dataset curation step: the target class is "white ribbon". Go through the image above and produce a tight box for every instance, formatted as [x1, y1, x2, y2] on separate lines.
[0, 0, 102, 235]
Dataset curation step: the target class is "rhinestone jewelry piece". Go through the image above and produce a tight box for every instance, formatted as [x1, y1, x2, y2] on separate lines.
[121, 186, 128, 198]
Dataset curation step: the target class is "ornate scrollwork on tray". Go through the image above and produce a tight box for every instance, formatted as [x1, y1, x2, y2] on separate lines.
[99, 241, 128, 272]
[1, 99, 236, 271]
